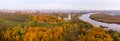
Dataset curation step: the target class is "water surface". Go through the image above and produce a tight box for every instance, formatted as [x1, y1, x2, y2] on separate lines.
[80, 13, 120, 32]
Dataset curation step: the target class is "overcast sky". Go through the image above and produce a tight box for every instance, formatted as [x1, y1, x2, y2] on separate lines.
[0, 0, 120, 10]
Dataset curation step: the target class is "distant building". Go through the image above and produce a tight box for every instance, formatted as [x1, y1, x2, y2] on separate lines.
[64, 13, 71, 20]
[68, 13, 71, 20]
[58, 16, 61, 19]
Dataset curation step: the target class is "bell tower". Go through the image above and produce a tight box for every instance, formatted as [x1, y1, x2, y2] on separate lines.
[68, 13, 71, 20]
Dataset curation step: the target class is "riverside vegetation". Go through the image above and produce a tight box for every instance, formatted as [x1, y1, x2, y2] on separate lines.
[90, 13, 120, 24]
[0, 12, 120, 41]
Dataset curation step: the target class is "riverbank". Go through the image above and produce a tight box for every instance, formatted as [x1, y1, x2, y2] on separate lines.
[80, 13, 120, 32]
[90, 14, 120, 24]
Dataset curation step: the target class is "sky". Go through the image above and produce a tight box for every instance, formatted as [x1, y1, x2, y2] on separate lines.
[0, 0, 120, 10]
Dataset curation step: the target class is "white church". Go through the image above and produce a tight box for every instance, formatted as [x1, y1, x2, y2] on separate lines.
[58, 13, 71, 20]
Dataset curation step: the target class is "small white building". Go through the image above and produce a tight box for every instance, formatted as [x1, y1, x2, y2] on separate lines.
[58, 16, 61, 19]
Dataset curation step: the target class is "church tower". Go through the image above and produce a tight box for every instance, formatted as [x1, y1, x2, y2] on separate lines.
[68, 13, 71, 20]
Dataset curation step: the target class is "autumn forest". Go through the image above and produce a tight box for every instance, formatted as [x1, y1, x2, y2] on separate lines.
[0, 11, 120, 41]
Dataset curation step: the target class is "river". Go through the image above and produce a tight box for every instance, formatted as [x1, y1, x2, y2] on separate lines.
[79, 13, 120, 32]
